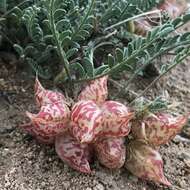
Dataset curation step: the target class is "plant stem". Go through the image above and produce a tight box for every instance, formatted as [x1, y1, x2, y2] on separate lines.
[115, 40, 190, 97]
[0, 0, 31, 19]
[49, 0, 72, 84]
[129, 49, 190, 106]
[104, 9, 161, 31]
[109, 78, 138, 99]
[99, 0, 120, 23]
[71, 0, 95, 40]
[74, 37, 159, 83]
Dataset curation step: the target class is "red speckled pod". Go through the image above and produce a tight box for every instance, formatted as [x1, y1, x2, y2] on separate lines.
[34, 77, 67, 107]
[94, 137, 126, 169]
[20, 122, 54, 144]
[125, 140, 171, 186]
[23, 78, 70, 139]
[55, 133, 92, 173]
[78, 76, 108, 105]
[71, 100, 103, 143]
[101, 101, 133, 137]
[132, 113, 188, 147]
[25, 105, 70, 137]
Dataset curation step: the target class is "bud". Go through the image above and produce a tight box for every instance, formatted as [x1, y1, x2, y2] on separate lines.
[125, 140, 171, 186]
[94, 137, 126, 169]
[55, 133, 92, 173]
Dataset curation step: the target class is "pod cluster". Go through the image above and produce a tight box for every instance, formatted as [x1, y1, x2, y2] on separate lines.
[21, 76, 187, 186]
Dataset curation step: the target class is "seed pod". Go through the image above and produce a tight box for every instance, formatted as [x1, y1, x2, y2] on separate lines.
[125, 140, 171, 186]
[20, 122, 54, 144]
[132, 113, 188, 146]
[71, 100, 103, 143]
[23, 78, 71, 138]
[55, 133, 92, 173]
[94, 137, 126, 169]
[25, 98, 70, 137]
[78, 76, 108, 106]
[34, 77, 67, 106]
[101, 101, 133, 137]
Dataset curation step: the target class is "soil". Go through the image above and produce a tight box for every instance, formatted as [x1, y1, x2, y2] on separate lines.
[1, 44, 190, 190]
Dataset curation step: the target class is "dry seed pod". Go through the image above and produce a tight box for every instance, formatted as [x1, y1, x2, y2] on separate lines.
[125, 140, 171, 186]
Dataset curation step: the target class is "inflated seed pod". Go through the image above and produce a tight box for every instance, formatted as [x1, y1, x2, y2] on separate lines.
[94, 137, 126, 169]
[71, 100, 103, 143]
[55, 133, 92, 173]
[34, 77, 67, 107]
[132, 113, 188, 146]
[78, 76, 108, 106]
[20, 122, 55, 144]
[101, 101, 134, 137]
[125, 140, 171, 186]
[22, 78, 70, 140]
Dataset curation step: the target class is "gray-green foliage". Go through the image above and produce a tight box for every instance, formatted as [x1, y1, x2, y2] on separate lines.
[1, 0, 190, 86]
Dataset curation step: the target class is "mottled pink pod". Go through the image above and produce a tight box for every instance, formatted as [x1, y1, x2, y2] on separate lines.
[34, 77, 46, 106]
[34, 77, 67, 106]
[125, 140, 171, 186]
[101, 101, 133, 137]
[22, 77, 70, 142]
[20, 122, 54, 144]
[94, 137, 126, 169]
[71, 100, 103, 143]
[55, 133, 92, 173]
[25, 100, 70, 137]
[78, 76, 108, 105]
[132, 113, 188, 146]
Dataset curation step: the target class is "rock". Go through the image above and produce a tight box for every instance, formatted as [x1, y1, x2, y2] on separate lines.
[86, 187, 93, 190]
[128, 174, 139, 183]
[178, 179, 186, 188]
[173, 135, 190, 144]
[0, 124, 15, 134]
[94, 183, 105, 190]
[41, 182, 46, 187]
[178, 151, 190, 161]
[184, 160, 190, 169]
[182, 127, 190, 139]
